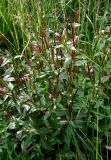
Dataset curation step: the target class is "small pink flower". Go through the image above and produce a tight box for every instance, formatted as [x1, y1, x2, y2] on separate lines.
[53, 98, 56, 103]
[45, 111, 50, 116]
[53, 105, 56, 110]
[3, 111, 8, 116]
[51, 64, 55, 69]
[0, 87, 5, 95]
[19, 96, 24, 102]
[63, 27, 67, 37]
[16, 130, 23, 137]
[22, 74, 30, 82]
[85, 65, 94, 74]
[55, 32, 61, 44]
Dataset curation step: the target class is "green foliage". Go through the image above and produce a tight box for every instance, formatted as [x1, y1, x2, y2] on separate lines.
[0, 0, 111, 159]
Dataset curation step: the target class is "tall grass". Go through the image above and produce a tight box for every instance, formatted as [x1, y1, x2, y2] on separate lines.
[0, 0, 111, 159]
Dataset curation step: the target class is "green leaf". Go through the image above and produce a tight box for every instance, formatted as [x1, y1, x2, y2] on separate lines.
[1, 58, 11, 66]
[8, 122, 15, 129]
[3, 67, 14, 76]
[23, 104, 30, 111]
[21, 138, 32, 151]
[75, 60, 87, 66]
[64, 126, 73, 147]
[55, 44, 64, 48]
[59, 71, 68, 80]
[40, 95, 46, 106]
[58, 120, 67, 125]
[56, 106, 67, 116]
[65, 151, 74, 159]
[38, 127, 50, 135]
[70, 46, 76, 51]
[8, 82, 14, 91]
[3, 76, 15, 82]
[101, 76, 110, 83]
[64, 56, 72, 67]
[94, 52, 103, 57]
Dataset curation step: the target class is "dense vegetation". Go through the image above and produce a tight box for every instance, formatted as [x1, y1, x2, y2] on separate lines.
[0, 0, 111, 159]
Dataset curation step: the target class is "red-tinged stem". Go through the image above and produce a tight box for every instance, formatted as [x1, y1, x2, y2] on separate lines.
[51, 47, 55, 64]
[60, 48, 63, 67]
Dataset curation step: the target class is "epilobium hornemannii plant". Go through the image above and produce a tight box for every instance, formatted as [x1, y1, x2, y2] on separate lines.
[0, 0, 111, 159]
